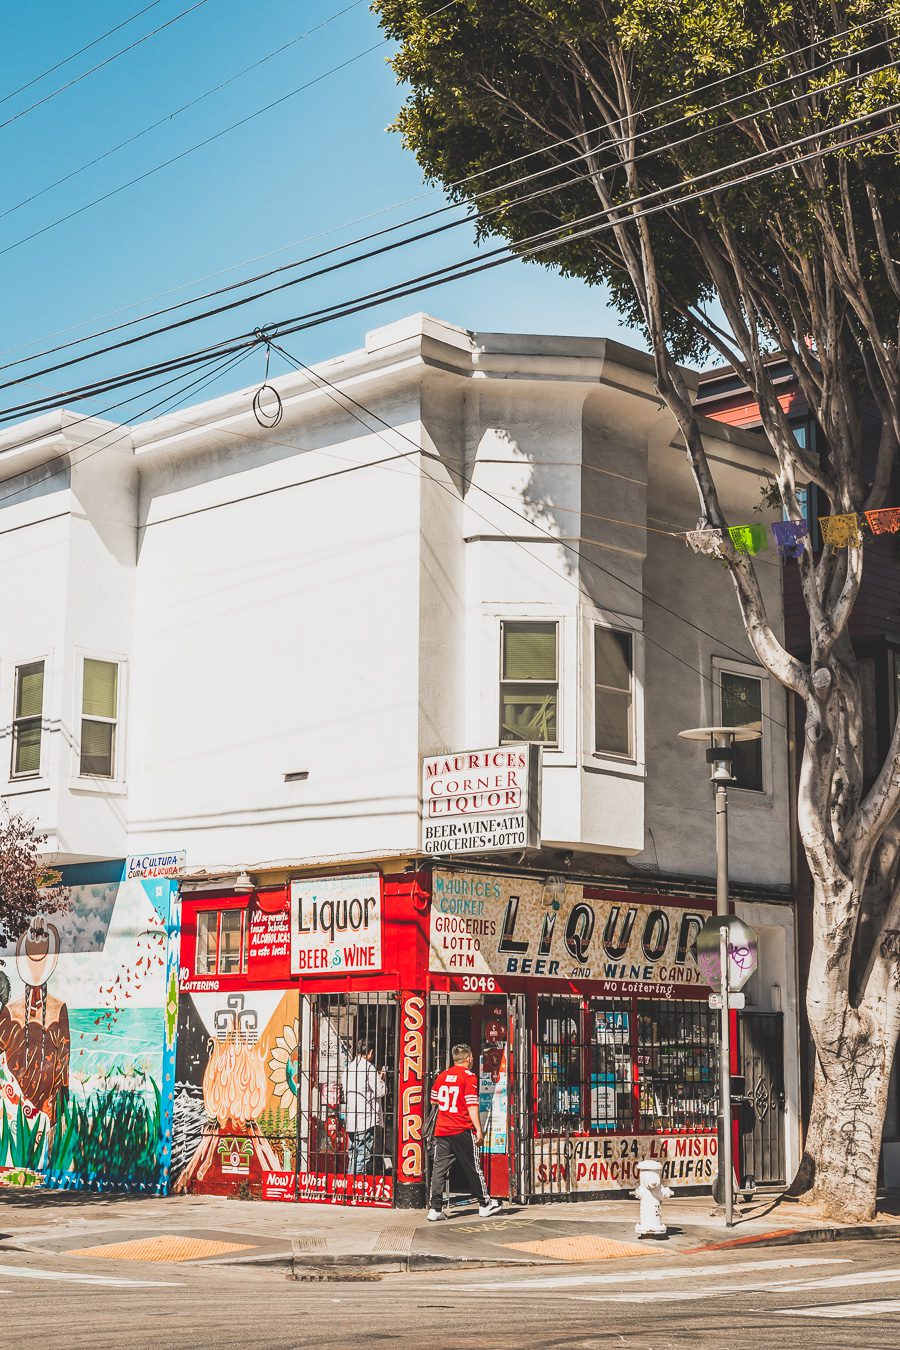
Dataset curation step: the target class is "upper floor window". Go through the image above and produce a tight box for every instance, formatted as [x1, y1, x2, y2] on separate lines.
[196, 909, 247, 976]
[720, 669, 764, 791]
[594, 626, 634, 758]
[499, 621, 558, 745]
[80, 658, 119, 778]
[11, 660, 44, 777]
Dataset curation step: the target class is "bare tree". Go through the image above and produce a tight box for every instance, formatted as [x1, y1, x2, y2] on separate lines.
[376, 0, 900, 1218]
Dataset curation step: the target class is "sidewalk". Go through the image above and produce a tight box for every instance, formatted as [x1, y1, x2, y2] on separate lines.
[2, 1188, 899, 1275]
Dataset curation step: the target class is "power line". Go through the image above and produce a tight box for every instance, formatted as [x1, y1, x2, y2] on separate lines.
[265, 338, 794, 736]
[0, 1, 366, 228]
[0, 344, 258, 513]
[3, 14, 895, 379]
[0, 0, 462, 262]
[0, 0, 169, 109]
[1, 89, 896, 418]
[0, 0, 215, 134]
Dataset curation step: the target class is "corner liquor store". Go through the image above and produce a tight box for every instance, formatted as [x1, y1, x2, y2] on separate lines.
[428, 867, 722, 1200]
[173, 863, 789, 1206]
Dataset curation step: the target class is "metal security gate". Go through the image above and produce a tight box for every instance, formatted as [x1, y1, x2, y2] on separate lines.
[737, 1011, 786, 1186]
[294, 992, 398, 1205]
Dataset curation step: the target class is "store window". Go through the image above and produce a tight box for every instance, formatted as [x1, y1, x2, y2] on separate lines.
[536, 995, 717, 1135]
[719, 669, 764, 791]
[11, 660, 44, 777]
[80, 657, 120, 778]
[636, 1000, 717, 1132]
[499, 621, 558, 745]
[196, 909, 248, 975]
[594, 626, 634, 758]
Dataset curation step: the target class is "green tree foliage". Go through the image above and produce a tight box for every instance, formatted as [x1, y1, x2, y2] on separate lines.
[375, 0, 900, 1220]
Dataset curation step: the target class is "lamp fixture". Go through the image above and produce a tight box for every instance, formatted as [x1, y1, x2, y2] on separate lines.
[234, 870, 255, 893]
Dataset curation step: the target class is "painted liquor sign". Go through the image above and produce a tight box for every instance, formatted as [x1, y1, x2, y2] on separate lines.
[429, 871, 711, 994]
[290, 874, 383, 976]
[533, 1132, 718, 1193]
[421, 746, 541, 855]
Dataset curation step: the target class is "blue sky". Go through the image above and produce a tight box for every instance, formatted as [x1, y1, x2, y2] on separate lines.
[0, 1, 644, 423]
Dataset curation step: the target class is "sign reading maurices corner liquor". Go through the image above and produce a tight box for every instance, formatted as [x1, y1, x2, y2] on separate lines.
[421, 745, 541, 855]
[429, 871, 711, 995]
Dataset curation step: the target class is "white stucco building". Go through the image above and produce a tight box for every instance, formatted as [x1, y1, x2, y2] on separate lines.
[1, 313, 800, 1197]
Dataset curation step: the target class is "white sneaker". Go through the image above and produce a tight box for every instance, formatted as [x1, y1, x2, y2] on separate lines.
[426, 1208, 446, 1222]
[478, 1199, 502, 1218]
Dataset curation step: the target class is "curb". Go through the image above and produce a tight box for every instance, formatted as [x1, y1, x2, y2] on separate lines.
[690, 1221, 900, 1253]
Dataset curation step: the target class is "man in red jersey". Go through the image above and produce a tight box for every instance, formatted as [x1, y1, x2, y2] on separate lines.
[427, 1043, 501, 1220]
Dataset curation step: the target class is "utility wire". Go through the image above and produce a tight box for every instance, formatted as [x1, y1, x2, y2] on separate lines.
[2, 85, 896, 413]
[271, 339, 793, 735]
[0, 1, 366, 227]
[0, 0, 168, 109]
[3, 14, 895, 377]
[0, 344, 257, 514]
[0, 0, 461, 262]
[0, 0, 215, 134]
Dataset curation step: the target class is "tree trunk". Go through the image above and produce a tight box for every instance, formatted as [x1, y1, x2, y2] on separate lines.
[798, 875, 899, 1220]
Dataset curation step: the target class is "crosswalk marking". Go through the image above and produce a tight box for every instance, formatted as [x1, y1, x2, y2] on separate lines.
[774, 1265, 900, 1293]
[0, 1263, 177, 1287]
[427, 1256, 848, 1293]
[782, 1298, 900, 1319]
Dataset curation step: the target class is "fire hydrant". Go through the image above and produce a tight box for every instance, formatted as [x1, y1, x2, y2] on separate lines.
[633, 1159, 672, 1238]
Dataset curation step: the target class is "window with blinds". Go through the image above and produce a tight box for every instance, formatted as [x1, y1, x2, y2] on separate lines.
[499, 621, 558, 745]
[12, 661, 44, 777]
[594, 626, 634, 757]
[80, 657, 119, 778]
[721, 670, 764, 791]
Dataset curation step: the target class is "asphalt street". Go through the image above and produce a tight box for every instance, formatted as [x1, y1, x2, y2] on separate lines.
[1, 1237, 900, 1348]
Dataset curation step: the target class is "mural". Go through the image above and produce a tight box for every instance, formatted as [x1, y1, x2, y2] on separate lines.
[0, 860, 179, 1192]
[172, 989, 299, 1197]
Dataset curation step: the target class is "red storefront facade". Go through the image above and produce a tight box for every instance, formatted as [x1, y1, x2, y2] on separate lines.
[170, 863, 763, 1208]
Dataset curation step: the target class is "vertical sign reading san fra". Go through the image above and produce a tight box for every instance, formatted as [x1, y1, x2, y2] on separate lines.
[397, 994, 425, 1185]
[290, 874, 383, 975]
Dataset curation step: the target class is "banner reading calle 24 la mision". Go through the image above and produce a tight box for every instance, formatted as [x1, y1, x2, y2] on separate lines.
[429, 871, 711, 996]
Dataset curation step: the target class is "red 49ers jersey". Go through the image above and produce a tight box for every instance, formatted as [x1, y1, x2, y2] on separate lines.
[431, 1066, 479, 1136]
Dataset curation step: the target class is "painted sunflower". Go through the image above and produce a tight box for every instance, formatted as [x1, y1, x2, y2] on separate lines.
[267, 1024, 299, 1116]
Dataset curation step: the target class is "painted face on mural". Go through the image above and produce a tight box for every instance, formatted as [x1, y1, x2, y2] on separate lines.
[16, 921, 60, 989]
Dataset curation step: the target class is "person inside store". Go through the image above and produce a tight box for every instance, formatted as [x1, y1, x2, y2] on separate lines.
[342, 1038, 386, 1175]
[427, 1043, 502, 1221]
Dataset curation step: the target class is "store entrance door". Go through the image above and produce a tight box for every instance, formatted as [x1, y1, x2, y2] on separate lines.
[737, 1011, 786, 1186]
[427, 994, 513, 1203]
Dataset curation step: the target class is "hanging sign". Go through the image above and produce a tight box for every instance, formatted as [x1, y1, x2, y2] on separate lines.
[695, 915, 758, 992]
[429, 871, 712, 994]
[421, 745, 542, 855]
[290, 873, 382, 975]
[126, 851, 185, 881]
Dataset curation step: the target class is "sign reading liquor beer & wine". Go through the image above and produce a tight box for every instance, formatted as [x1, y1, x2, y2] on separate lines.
[429, 870, 711, 994]
[421, 745, 541, 855]
[290, 873, 382, 975]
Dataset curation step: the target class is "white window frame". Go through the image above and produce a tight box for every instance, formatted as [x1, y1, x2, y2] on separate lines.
[712, 656, 771, 796]
[474, 607, 573, 763]
[591, 621, 638, 763]
[498, 618, 561, 750]
[10, 657, 46, 780]
[72, 651, 127, 790]
[4, 651, 52, 792]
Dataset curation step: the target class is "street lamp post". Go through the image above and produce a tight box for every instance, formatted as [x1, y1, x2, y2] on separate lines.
[678, 724, 762, 1228]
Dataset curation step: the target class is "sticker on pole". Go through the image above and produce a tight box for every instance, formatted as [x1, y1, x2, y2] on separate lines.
[696, 915, 758, 992]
